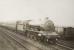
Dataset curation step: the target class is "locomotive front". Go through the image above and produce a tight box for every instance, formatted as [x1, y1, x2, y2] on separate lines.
[37, 31, 58, 44]
[37, 17, 59, 44]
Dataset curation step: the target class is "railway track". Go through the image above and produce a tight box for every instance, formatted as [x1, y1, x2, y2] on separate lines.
[0, 28, 43, 50]
[55, 39, 74, 50]
[57, 39, 74, 48]
[0, 29, 29, 50]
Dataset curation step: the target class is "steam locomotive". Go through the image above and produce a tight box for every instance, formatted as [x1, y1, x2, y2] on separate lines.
[19, 19, 59, 44]
[1, 18, 59, 44]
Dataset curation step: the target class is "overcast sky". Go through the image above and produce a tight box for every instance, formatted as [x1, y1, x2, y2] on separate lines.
[0, 0, 74, 27]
